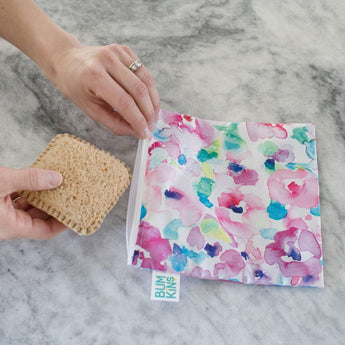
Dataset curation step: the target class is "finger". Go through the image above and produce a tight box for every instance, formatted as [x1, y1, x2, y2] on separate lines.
[16, 211, 67, 240]
[106, 57, 156, 132]
[136, 66, 160, 122]
[28, 207, 51, 220]
[91, 74, 151, 138]
[27, 218, 67, 240]
[12, 197, 31, 211]
[6, 208, 67, 240]
[121, 46, 161, 121]
[0, 167, 63, 196]
[10, 192, 20, 201]
[86, 102, 137, 136]
[10, 193, 31, 209]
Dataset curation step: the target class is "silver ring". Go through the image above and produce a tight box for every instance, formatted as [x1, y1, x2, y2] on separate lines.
[128, 59, 142, 72]
[12, 196, 22, 203]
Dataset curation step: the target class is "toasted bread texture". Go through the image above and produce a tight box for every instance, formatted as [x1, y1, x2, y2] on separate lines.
[19, 134, 131, 235]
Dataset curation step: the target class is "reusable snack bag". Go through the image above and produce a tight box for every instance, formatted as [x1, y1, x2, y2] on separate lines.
[126, 110, 323, 287]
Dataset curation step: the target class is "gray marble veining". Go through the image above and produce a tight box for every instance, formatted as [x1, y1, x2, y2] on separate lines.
[1, 0, 345, 344]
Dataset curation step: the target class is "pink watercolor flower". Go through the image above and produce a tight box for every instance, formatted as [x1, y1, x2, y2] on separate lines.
[161, 112, 215, 148]
[214, 249, 245, 279]
[136, 221, 172, 271]
[264, 228, 322, 285]
[146, 163, 176, 184]
[188, 266, 213, 279]
[272, 145, 295, 163]
[148, 140, 181, 160]
[215, 190, 270, 240]
[283, 216, 308, 232]
[194, 118, 215, 147]
[241, 263, 276, 285]
[268, 169, 319, 208]
[187, 226, 205, 250]
[145, 164, 176, 211]
[165, 187, 203, 227]
[244, 240, 263, 264]
[160, 111, 185, 128]
[246, 122, 287, 142]
[160, 110, 216, 151]
[217, 189, 243, 209]
[225, 150, 253, 164]
[227, 165, 259, 186]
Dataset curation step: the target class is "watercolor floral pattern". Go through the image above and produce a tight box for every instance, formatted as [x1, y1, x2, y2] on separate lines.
[130, 110, 323, 287]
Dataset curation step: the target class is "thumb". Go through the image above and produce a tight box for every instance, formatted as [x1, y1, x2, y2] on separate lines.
[0, 167, 63, 196]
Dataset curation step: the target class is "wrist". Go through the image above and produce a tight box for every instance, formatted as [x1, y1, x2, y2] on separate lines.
[37, 31, 82, 83]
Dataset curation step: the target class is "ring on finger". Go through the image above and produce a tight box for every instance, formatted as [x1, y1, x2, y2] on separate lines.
[128, 59, 143, 72]
[12, 196, 22, 203]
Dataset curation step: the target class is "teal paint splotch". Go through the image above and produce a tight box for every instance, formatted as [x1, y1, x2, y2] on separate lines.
[140, 204, 147, 220]
[214, 123, 246, 152]
[178, 153, 187, 165]
[267, 200, 287, 220]
[292, 127, 309, 144]
[310, 204, 320, 216]
[170, 244, 188, 271]
[163, 219, 183, 240]
[198, 194, 213, 208]
[197, 149, 218, 162]
[305, 140, 316, 159]
[185, 249, 206, 264]
[292, 127, 317, 160]
[260, 228, 278, 240]
[170, 244, 206, 271]
[170, 253, 188, 272]
[180, 245, 206, 264]
[194, 177, 215, 207]
[286, 162, 313, 172]
[149, 147, 168, 169]
[152, 127, 171, 142]
[195, 177, 214, 196]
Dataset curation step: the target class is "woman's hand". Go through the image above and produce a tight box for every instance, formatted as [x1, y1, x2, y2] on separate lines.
[49, 43, 160, 138]
[0, 0, 160, 139]
[0, 167, 67, 241]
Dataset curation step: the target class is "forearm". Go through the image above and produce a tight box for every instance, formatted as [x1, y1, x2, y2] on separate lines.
[0, 0, 80, 80]
[0, 0, 160, 138]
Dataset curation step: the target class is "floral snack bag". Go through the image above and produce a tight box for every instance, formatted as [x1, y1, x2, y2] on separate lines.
[126, 110, 323, 287]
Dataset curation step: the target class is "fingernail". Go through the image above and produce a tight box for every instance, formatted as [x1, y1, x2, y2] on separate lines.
[48, 171, 63, 187]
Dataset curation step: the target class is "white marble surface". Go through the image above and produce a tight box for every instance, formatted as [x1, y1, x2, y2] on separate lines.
[1, 0, 345, 344]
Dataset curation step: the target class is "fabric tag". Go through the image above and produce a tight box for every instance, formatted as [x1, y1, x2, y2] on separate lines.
[151, 271, 180, 302]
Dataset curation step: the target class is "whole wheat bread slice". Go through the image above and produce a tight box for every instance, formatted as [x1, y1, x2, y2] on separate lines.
[19, 134, 131, 235]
